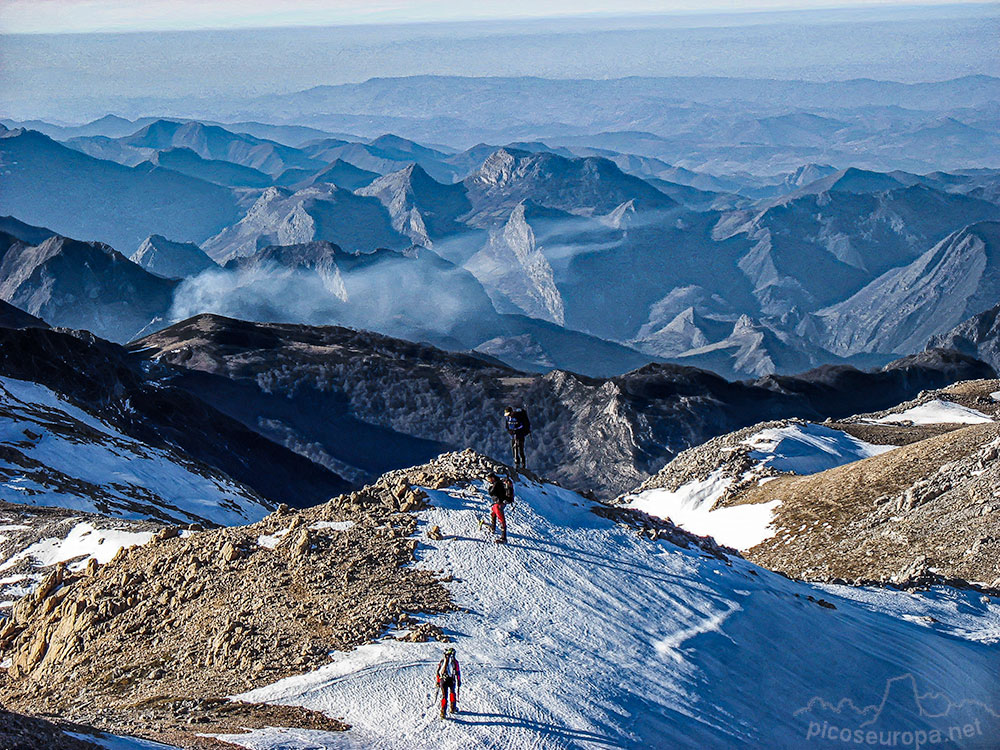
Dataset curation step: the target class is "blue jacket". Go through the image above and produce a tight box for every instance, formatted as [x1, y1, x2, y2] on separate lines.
[506, 410, 530, 436]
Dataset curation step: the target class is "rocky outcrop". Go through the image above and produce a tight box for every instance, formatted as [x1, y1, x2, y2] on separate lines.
[0, 455, 461, 745]
[130, 234, 218, 279]
[135, 315, 997, 497]
[735, 420, 1000, 588]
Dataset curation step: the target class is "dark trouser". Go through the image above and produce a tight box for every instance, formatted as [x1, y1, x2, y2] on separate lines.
[440, 676, 458, 710]
[510, 433, 526, 469]
[491, 502, 507, 541]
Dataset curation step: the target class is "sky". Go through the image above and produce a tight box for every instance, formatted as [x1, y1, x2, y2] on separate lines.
[1, 0, 997, 34]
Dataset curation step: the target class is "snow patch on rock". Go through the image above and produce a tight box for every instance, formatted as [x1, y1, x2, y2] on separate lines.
[746, 423, 895, 474]
[624, 469, 781, 550]
[0, 522, 153, 573]
[872, 398, 993, 425]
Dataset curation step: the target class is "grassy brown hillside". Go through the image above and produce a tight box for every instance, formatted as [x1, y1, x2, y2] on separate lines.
[729, 421, 999, 586]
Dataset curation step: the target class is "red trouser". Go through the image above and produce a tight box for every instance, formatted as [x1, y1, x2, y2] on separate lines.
[491, 503, 507, 533]
[440, 676, 458, 708]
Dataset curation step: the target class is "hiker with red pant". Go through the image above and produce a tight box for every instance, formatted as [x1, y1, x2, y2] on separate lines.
[436, 647, 461, 718]
[485, 471, 514, 544]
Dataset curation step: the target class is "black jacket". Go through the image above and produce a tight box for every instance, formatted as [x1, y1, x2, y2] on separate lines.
[487, 476, 513, 505]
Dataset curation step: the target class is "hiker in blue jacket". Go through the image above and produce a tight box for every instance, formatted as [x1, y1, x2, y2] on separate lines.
[504, 406, 531, 471]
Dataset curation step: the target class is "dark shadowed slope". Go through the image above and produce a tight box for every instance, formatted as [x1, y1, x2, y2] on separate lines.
[0, 232, 177, 342]
[0, 128, 240, 252]
[0, 326, 350, 506]
[0, 300, 47, 330]
[134, 314, 994, 495]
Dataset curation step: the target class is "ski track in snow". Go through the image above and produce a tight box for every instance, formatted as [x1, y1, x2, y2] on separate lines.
[216, 479, 1000, 750]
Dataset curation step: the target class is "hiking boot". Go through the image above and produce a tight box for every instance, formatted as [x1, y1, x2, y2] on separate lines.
[451, 703, 459, 714]
[440, 703, 447, 719]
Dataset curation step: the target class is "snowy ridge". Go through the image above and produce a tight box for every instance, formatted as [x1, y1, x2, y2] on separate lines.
[0, 376, 273, 526]
[217, 476, 999, 749]
[621, 422, 894, 550]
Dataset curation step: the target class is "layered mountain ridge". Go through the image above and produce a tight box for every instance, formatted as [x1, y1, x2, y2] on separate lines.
[133, 313, 994, 496]
[3, 114, 1000, 381]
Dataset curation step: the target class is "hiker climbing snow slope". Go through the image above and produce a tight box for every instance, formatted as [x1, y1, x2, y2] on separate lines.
[436, 647, 461, 718]
[484, 471, 515, 544]
[226, 454, 999, 749]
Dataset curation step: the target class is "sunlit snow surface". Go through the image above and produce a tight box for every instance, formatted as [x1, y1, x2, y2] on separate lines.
[215, 479, 999, 750]
[623, 423, 894, 550]
[873, 399, 993, 425]
[745, 423, 896, 474]
[0, 521, 153, 573]
[625, 469, 779, 550]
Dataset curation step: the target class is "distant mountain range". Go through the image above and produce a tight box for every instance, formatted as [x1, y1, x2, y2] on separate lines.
[0, 127, 240, 253]
[3, 111, 1000, 380]
[233, 75, 1000, 173]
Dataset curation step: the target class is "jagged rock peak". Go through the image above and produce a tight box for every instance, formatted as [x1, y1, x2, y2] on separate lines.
[131, 234, 217, 279]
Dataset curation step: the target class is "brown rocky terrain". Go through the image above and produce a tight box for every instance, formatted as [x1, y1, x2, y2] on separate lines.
[635, 379, 1000, 588]
[0, 501, 164, 619]
[732, 421, 1000, 586]
[0, 709, 104, 750]
[0, 455, 464, 747]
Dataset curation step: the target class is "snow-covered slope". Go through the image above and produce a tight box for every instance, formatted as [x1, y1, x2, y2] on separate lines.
[0, 376, 273, 526]
[869, 398, 992, 425]
[621, 421, 895, 550]
[219, 475, 999, 749]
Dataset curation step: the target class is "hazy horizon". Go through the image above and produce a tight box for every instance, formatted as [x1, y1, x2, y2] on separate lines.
[2, 3, 998, 123]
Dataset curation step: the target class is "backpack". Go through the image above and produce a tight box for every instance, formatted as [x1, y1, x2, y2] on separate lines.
[502, 477, 515, 504]
[441, 653, 459, 678]
[513, 408, 531, 435]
